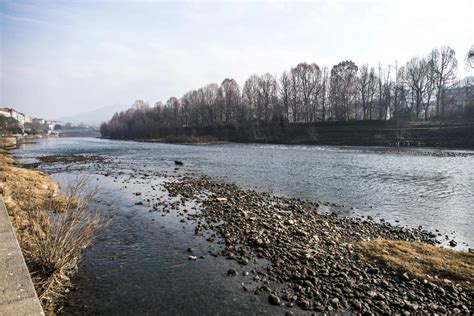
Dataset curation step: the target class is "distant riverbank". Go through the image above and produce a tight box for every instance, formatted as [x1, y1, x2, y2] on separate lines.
[104, 120, 474, 149]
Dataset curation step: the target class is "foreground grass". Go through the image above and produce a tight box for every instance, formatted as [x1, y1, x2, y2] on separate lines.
[0, 153, 108, 311]
[357, 240, 473, 288]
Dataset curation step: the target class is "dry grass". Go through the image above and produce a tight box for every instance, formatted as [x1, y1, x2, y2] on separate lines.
[357, 240, 473, 288]
[0, 153, 110, 308]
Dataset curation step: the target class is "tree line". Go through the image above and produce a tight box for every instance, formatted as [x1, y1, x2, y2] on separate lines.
[101, 45, 473, 139]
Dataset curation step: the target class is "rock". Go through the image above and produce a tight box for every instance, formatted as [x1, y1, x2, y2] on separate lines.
[298, 299, 310, 310]
[238, 257, 249, 265]
[174, 160, 183, 166]
[449, 240, 457, 247]
[188, 256, 197, 260]
[405, 302, 419, 311]
[268, 293, 281, 305]
[436, 287, 446, 296]
[162, 174, 444, 315]
[367, 291, 378, 298]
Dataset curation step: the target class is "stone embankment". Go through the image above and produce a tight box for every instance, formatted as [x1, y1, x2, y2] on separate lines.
[0, 196, 44, 315]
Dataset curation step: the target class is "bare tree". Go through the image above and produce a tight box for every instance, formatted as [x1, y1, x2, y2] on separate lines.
[279, 71, 292, 121]
[291, 63, 321, 122]
[219, 78, 241, 125]
[429, 46, 458, 119]
[320, 66, 330, 121]
[242, 74, 260, 120]
[404, 57, 429, 119]
[330, 61, 358, 121]
[466, 45, 474, 69]
[358, 64, 377, 120]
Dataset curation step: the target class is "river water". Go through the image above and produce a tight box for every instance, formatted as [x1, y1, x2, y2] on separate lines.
[12, 137, 474, 314]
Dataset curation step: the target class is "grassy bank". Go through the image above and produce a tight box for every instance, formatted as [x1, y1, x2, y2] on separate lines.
[0, 150, 108, 312]
[357, 240, 473, 287]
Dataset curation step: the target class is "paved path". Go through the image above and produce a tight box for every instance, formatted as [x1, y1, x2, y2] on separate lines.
[0, 196, 43, 316]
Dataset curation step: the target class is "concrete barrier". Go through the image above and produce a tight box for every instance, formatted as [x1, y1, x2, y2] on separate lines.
[0, 196, 44, 316]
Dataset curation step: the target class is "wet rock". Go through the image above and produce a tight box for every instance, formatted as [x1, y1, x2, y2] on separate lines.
[161, 175, 454, 314]
[268, 293, 281, 305]
[238, 257, 249, 265]
[174, 160, 183, 166]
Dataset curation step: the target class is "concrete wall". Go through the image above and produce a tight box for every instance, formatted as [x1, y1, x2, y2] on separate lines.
[0, 196, 44, 315]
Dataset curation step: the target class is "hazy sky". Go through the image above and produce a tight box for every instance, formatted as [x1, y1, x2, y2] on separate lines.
[1, 0, 473, 119]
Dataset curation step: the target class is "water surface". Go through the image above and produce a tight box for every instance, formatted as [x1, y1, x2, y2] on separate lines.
[12, 137, 474, 314]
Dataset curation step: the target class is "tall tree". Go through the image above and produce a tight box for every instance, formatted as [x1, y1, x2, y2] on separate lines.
[429, 46, 458, 119]
[404, 57, 429, 119]
[330, 61, 358, 121]
[279, 71, 292, 121]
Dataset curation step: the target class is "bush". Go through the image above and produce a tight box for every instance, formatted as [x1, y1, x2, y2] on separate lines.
[25, 175, 110, 305]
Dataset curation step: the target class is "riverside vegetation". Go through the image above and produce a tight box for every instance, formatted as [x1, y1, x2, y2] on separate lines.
[0, 150, 109, 312]
[100, 45, 474, 148]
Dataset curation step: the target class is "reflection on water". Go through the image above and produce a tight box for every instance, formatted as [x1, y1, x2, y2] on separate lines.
[12, 137, 474, 314]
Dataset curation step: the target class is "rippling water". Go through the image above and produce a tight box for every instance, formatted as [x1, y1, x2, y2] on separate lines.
[11, 137, 474, 314]
[14, 137, 474, 245]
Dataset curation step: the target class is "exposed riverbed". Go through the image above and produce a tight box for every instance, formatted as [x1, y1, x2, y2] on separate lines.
[11, 137, 474, 314]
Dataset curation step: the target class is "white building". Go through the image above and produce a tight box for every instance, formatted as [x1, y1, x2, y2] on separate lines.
[32, 118, 45, 125]
[0, 107, 27, 126]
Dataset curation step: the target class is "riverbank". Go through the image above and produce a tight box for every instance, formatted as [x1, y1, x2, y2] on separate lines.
[104, 120, 474, 149]
[0, 151, 107, 312]
[160, 175, 473, 314]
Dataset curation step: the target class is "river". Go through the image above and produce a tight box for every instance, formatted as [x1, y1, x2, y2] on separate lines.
[12, 137, 474, 314]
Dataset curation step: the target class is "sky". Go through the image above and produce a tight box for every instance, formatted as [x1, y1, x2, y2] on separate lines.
[0, 0, 473, 120]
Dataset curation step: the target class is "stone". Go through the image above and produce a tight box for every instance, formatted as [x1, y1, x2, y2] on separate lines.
[268, 294, 281, 305]
[227, 268, 238, 277]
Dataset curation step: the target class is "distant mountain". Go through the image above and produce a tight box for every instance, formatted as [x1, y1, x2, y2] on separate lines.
[57, 104, 129, 127]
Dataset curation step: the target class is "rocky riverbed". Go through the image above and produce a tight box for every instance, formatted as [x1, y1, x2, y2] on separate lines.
[159, 175, 472, 314]
[26, 152, 473, 314]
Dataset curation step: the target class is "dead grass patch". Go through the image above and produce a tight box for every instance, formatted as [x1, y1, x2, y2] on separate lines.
[0, 153, 109, 309]
[357, 240, 473, 288]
